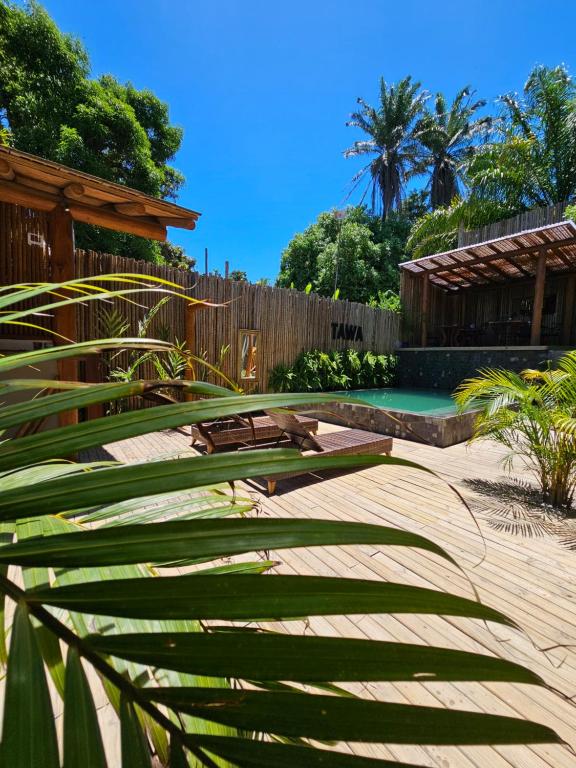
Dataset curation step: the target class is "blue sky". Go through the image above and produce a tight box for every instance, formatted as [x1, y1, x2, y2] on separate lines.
[36, 0, 576, 280]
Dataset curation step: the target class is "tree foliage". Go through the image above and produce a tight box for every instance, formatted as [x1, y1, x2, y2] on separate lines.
[277, 198, 426, 303]
[344, 77, 428, 218]
[468, 65, 576, 208]
[418, 87, 492, 209]
[408, 65, 576, 258]
[0, 0, 185, 262]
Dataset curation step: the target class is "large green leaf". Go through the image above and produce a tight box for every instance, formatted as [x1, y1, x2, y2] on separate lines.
[193, 736, 424, 767]
[63, 647, 108, 768]
[0, 449, 423, 520]
[87, 631, 532, 682]
[148, 688, 558, 744]
[0, 518, 454, 568]
[0, 338, 172, 374]
[0, 392, 366, 471]
[0, 380, 233, 431]
[31, 574, 512, 623]
[120, 695, 152, 768]
[1, 603, 59, 768]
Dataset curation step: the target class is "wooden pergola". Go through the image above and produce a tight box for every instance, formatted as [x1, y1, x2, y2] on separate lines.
[0, 146, 201, 424]
[399, 220, 576, 348]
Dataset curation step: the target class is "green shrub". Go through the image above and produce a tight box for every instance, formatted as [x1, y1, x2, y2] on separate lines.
[269, 349, 397, 392]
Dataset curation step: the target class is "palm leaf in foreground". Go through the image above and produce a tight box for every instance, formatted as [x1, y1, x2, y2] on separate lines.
[0, 276, 565, 766]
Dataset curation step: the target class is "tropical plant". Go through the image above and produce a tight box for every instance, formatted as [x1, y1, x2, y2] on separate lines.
[368, 289, 402, 313]
[455, 351, 576, 511]
[468, 65, 576, 209]
[407, 197, 517, 259]
[269, 349, 397, 393]
[417, 87, 492, 209]
[267, 362, 295, 393]
[0, 276, 562, 765]
[344, 77, 428, 218]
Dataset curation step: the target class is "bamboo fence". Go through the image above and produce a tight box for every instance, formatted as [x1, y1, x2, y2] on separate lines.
[458, 202, 569, 247]
[0, 202, 400, 392]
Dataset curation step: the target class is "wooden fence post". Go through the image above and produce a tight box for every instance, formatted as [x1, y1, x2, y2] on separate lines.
[185, 303, 197, 400]
[49, 204, 78, 425]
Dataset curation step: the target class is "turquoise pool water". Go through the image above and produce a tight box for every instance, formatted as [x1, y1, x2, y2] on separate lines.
[333, 388, 459, 416]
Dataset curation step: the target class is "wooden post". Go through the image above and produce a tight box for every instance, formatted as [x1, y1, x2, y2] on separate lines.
[185, 303, 197, 401]
[49, 205, 78, 426]
[420, 273, 429, 348]
[530, 251, 547, 346]
[562, 273, 576, 345]
[224, 260, 229, 279]
[204, 247, 208, 275]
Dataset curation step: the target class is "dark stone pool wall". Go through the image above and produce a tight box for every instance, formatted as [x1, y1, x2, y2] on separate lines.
[396, 347, 565, 390]
[305, 402, 478, 448]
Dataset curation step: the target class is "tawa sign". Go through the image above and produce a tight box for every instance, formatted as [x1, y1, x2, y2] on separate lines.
[331, 322, 363, 342]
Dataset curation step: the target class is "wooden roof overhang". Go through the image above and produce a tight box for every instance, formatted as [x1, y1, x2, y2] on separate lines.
[399, 221, 576, 291]
[0, 145, 201, 240]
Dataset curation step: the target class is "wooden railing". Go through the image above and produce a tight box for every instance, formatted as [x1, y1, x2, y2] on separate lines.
[458, 202, 570, 247]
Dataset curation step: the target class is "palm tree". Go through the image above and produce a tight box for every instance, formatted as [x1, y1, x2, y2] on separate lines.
[418, 87, 492, 209]
[455, 351, 576, 511]
[468, 65, 576, 207]
[344, 76, 428, 219]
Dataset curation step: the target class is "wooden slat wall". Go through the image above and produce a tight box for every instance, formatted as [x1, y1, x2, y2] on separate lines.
[1, 202, 400, 392]
[458, 202, 569, 247]
[192, 275, 400, 390]
[400, 271, 569, 347]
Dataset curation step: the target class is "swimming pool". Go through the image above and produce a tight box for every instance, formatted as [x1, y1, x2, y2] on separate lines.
[332, 388, 460, 416]
[306, 388, 476, 447]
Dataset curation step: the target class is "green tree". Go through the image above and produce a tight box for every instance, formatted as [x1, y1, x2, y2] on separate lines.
[277, 198, 426, 303]
[407, 65, 576, 259]
[344, 76, 428, 218]
[418, 87, 492, 209]
[468, 65, 576, 208]
[228, 270, 248, 281]
[407, 197, 517, 258]
[0, 1, 185, 262]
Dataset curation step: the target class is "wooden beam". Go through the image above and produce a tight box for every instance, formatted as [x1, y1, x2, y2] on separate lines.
[420, 273, 429, 347]
[410, 238, 576, 277]
[158, 216, 197, 230]
[0, 159, 15, 180]
[0, 180, 175, 240]
[462, 265, 501, 284]
[114, 202, 146, 216]
[0, 178, 57, 212]
[49, 205, 78, 426]
[16, 174, 60, 196]
[68, 202, 167, 241]
[530, 251, 547, 346]
[563, 273, 576, 345]
[63, 183, 87, 201]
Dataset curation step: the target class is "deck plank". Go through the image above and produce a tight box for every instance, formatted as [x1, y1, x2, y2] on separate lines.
[82, 425, 576, 768]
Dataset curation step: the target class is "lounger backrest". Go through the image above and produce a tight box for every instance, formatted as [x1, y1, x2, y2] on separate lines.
[264, 409, 323, 452]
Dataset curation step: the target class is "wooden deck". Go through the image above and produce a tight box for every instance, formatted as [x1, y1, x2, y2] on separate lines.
[84, 425, 576, 767]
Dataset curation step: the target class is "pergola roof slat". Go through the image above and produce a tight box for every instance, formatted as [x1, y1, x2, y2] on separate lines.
[400, 220, 576, 289]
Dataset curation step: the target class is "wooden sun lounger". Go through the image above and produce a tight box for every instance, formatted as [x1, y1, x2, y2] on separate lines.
[263, 410, 393, 495]
[191, 413, 319, 453]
